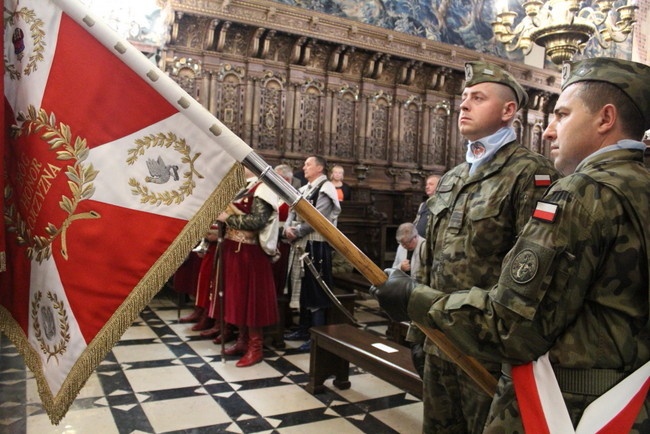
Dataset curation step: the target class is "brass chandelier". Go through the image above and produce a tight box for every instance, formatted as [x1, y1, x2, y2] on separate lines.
[492, 0, 638, 64]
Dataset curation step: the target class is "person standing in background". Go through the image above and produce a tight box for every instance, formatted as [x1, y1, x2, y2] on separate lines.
[329, 164, 352, 202]
[272, 164, 294, 296]
[413, 174, 440, 237]
[283, 156, 341, 351]
[392, 222, 425, 280]
[216, 167, 279, 367]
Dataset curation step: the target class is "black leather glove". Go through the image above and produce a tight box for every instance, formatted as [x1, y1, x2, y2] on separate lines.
[369, 268, 416, 322]
[410, 342, 425, 379]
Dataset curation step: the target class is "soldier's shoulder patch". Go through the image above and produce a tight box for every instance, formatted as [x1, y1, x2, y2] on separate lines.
[534, 174, 552, 187]
[509, 249, 538, 284]
[532, 201, 558, 222]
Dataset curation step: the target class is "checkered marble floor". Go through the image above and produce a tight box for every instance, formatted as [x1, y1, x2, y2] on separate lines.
[0, 293, 422, 433]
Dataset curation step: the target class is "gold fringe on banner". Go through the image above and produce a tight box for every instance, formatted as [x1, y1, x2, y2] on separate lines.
[0, 163, 245, 424]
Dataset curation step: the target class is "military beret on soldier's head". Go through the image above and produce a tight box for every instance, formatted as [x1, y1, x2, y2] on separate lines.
[561, 57, 650, 129]
[464, 61, 529, 109]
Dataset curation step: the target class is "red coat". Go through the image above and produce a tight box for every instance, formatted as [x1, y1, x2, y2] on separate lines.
[222, 183, 278, 327]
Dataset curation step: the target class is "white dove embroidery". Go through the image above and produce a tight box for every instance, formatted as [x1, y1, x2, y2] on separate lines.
[145, 156, 179, 184]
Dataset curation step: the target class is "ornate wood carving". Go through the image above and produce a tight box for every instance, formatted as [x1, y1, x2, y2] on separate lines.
[164, 0, 563, 258]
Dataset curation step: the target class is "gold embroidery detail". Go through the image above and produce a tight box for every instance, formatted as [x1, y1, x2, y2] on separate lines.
[31, 291, 71, 364]
[4, 6, 46, 80]
[8, 106, 100, 262]
[127, 132, 204, 206]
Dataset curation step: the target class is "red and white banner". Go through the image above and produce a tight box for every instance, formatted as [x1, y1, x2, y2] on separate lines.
[513, 353, 650, 434]
[1, 0, 5, 275]
[2, 0, 250, 423]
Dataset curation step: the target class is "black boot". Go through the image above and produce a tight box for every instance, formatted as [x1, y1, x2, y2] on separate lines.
[284, 308, 309, 340]
[312, 308, 326, 327]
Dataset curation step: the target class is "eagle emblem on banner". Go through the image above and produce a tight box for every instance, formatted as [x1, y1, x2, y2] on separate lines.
[31, 290, 71, 364]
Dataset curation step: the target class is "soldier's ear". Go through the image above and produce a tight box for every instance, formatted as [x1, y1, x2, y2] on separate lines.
[502, 100, 517, 121]
[596, 104, 617, 134]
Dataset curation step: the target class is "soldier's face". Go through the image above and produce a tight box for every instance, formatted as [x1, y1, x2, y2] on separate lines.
[458, 83, 514, 142]
[543, 84, 601, 175]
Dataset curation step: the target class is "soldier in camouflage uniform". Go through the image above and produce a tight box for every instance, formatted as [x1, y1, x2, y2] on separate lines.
[387, 61, 561, 433]
[374, 58, 650, 433]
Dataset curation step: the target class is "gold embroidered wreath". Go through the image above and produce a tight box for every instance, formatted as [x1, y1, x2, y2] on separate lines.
[31, 291, 71, 364]
[127, 132, 204, 206]
[7, 105, 99, 262]
[4, 6, 46, 80]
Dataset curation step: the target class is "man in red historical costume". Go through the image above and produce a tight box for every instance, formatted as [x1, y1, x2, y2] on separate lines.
[216, 167, 280, 367]
[192, 223, 224, 339]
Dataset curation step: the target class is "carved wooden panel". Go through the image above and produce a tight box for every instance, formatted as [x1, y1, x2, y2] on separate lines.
[163, 1, 567, 269]
[257, 72, 286, 151]
[329, 85, 358, 159]
[169, 57, 202, 100]
[396, 96, 421, 164]
[214, 65, 245, 137]
[427, 101, 450, 167]
[222, 24, 252, 56]
[175, 14, 211, 49]
[531, 123, 544, 154]
[363, 92, 391, 161]
[296, 80, 324, 154]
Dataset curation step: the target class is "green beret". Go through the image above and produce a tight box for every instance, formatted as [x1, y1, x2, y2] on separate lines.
[561, 57, 650, 129]
[464, 61, 528, 109]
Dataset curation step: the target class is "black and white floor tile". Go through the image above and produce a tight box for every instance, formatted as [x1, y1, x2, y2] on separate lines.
[0, 292, 422, 433]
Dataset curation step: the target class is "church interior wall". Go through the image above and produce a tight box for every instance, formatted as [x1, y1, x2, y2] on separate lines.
[164, 0, 562, 266]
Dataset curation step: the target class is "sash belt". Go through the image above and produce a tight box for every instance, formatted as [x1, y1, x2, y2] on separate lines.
[553, 366, 627, 396]
[225, 228, 257, 245]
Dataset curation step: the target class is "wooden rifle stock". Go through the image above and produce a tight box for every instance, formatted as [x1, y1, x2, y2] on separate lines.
[292, 198, 498, 397]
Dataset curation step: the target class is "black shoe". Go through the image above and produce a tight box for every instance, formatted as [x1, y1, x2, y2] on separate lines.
[297, 340, 311, 352]
[284, 330, 309, 341]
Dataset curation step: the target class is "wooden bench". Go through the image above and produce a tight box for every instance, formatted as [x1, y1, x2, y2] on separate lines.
[307, 323, 422, 399]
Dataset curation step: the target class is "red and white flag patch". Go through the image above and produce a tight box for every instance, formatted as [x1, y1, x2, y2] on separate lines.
[533, 201, 558, 222]
[535, 174, 552, 187]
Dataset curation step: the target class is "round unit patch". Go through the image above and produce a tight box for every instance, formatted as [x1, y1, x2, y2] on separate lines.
[510, 249, 539, 284]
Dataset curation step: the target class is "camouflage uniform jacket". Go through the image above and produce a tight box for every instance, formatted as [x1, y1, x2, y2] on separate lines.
[412, 140, 560, 359]
[409, 148, 650, 429]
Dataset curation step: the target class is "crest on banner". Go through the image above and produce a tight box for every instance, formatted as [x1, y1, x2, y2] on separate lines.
[4, 5, 45, 80]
